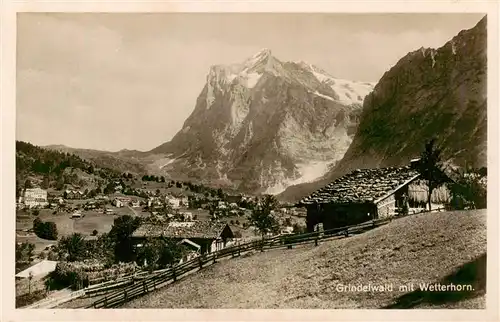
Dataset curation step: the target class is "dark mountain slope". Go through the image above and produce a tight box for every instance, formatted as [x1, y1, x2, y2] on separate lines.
[279, 16, 487, 202]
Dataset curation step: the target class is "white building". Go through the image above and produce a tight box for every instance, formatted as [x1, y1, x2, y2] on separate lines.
[113, 199, 124, 208]
[166, 196, 181, 209]
[23, 188, 48, 208]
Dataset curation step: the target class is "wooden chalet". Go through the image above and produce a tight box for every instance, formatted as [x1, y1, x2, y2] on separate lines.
[131, 221, 234, 255]
[298, 160, 452, 232]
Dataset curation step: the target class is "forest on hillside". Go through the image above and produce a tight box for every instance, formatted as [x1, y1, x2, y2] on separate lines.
[16, 141, 122, 194]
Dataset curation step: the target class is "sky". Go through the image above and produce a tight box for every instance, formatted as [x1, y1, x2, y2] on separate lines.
[16, 13, 485, 152]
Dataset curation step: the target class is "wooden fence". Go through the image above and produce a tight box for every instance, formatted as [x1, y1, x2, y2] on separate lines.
[85, 217, 392, 309]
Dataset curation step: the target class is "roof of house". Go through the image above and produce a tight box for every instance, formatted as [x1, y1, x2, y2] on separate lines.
[15, 260, 58, 278]
[132, 220, 231, 239]
[299, 166, 420, 205]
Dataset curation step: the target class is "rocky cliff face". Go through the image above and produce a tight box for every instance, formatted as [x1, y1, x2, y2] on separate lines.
[278, 16, 487, 202]
[151, 49, 375, 193]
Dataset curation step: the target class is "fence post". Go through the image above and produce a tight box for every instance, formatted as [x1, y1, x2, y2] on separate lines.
[213, 253, 217, 264]
[198, 256, 203, 269]
[172, 267, 177, 282]
[344, 229, 349, 238]
[315, 238, 318, 246]
[143, 280, 146, 293]
[124, 289, 128, 302]
[238, 244, 241, 256]
[104, 295, 107, 307]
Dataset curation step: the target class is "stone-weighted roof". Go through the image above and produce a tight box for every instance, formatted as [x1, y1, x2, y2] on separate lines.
[132, 220, 231, 239]
[300, 166, 420, 205]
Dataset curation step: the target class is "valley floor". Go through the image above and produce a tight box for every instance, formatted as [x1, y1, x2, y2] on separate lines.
[123, 210, 486, 309]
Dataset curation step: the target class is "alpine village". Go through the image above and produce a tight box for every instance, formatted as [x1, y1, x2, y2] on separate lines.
[15, 16, 487, 309]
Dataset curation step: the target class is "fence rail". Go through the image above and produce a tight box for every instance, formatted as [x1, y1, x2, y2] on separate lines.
[84, 217, 391, 309]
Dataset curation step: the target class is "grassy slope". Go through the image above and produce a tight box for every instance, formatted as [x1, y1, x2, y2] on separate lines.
[123, 209, 486, 309]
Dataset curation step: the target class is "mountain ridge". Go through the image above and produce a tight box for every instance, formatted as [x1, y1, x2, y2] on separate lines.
[278, 16, 487, 202]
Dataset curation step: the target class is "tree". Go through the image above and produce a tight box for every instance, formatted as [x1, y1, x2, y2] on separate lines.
[449, 168, 487, 210]
[33, 219, 58, 240]
[416, 139, 449, 211]
[92, 229, 98, 236]
[217, 188, 224, 199]
[24, 179, 33, 190]
[58, 233, 86, 261]
[136, 237, 186, 270]
[41, 177, 50, 189]
[108, 215, 142, 262]
[16, 242, 35, 264]
[207, 201, 218, 219]
[248, 194, 279, 239]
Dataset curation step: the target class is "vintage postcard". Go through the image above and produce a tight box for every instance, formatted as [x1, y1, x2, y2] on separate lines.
[1, 1, 499, 321]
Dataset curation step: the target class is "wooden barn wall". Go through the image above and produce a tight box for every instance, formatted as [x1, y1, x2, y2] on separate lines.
[376, 194, 396, 218]
[318, 203, 376, 231]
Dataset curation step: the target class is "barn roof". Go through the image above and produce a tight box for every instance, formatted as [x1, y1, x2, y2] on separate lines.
[132, 220, 231, 239]
[299, 166, 420, 205]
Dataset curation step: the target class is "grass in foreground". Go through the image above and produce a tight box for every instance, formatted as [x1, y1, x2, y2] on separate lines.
[123, 209, 486, 309]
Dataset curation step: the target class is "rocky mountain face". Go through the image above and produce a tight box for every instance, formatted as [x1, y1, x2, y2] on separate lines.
[279, 16, 487, 202]
[151, 49, 375, 193]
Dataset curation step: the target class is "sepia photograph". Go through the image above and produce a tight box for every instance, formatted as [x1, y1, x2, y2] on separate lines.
[2, 2, 498, 321]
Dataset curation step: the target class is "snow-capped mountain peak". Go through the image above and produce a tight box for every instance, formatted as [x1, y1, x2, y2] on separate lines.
[295, 60, 375, 105]
[152, 49, 376, 194]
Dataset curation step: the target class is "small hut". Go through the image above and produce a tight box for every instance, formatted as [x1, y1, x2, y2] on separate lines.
[131, 221, 234, 255]
[298, 161, 452, 232]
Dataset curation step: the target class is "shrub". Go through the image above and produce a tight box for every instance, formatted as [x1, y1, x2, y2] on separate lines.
[58, 233, 87, 262]
[16, 290, 46, 308]
[32, 209, 40, 216]
[92, 230, 98, 236]
[448, 169, 487, 210]
[16, 242, 35, 264]
[46, 262, 88, 290]
[33, 219, 58, 240]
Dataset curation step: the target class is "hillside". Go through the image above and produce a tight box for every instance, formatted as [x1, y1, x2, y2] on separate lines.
[123, 210, 486, 309]
[149, 49, 375, 194]
[44, 145, 149, 175]
[16, 141, 124, 194]
[278, 16, 487, 202]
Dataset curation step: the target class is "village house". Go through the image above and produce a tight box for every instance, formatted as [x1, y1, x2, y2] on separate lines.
[22, 188, 49, 208]
[64, 189, 85, 200]
[148, 197, 164, 209]
[166, 196, 181, 209]
[165, 195, 188, 209]
[179, 211, 194, 221]
[218, 201, 228, 209]
[131, 221, 235, 256]
[113, 198, 124, 208]
[225, 194, 243, 204]
[298, 160, 451, 232]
